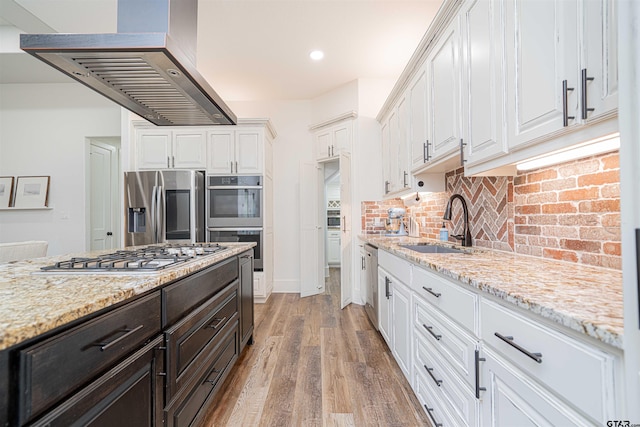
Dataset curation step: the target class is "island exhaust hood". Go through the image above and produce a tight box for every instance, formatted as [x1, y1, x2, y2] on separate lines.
[20, 0, 237, 126]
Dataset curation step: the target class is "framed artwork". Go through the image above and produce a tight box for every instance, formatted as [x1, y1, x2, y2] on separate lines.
[0, 176, 14, 208]
[13, 176, 50, 208]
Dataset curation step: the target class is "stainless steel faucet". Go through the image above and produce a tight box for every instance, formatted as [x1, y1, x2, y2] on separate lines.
[443, 194, 472, 247]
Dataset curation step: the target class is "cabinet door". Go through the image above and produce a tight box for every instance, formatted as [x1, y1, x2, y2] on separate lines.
[316, 130, 332, 160]
[480, 347, 591, 426]
[428, 17, 462, 160]
[173, 131, 206, 169]
[505, 0, 579, 149]
[137, 129, 172, 169]
[239, 252, 254, 349]
[327, 235, 340, 264]
[387, 109, 400, 192]
[461, 0, 508, 167]
[410, 67, 429, 170]
[381, 119, 391, 195]
[207, 131, 235, 174]
[391, 280, 411, 381]
[236, 130, 263, 174]
[397, 94, 410, 190]
[377, 267, 392, 347]
[333, 124, 351, 153]
[581, 0, 618, 122]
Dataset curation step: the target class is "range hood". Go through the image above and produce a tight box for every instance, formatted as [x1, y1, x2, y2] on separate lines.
[19, 0, 237, 126]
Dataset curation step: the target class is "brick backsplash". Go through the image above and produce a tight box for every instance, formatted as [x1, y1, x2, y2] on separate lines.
[361, 150, 620, 270]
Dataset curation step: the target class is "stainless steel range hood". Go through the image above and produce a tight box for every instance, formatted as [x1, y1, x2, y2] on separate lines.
[19, 0, 237, 126]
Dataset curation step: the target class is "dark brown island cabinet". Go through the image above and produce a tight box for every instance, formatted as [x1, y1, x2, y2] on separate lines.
[0, 250, 254, 427]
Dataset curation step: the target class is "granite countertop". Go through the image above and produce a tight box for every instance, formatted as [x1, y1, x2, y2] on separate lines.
[0, 243, 255, 351]
[360, 235, 623, 350]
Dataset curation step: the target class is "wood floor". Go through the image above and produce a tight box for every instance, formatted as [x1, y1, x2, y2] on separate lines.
[202, 268, 431, 427]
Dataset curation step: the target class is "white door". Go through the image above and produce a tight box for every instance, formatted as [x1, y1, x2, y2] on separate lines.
[505, 0, 579, 149]
[172, 131, 206, 169]
[90, 141, 118, 251]
[236, 130, 263, 174]
[207, 131, 235, 174]
[461, 0, 508, 167]
[339, 151, 352, 308]
[300, 162, 324, 297]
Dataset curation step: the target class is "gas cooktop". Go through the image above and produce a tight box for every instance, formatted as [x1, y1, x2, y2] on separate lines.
[39, 243, 228, 274]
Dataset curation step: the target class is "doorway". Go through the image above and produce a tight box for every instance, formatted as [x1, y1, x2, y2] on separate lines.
[88, 137, 121, 251]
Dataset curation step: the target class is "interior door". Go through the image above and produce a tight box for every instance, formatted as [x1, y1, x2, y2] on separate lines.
[299, 162, 324, 297]
[90, 141, 117, 251]
[339, 152, 352, 308]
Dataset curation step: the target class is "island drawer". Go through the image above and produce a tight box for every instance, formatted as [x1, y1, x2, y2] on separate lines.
[164, 318, 239, 427]
[412, 265, 478, 334]
[165, 281, 239, 400]
[163, 256, 238, 327]
[481, 299, 617, 423]
[19, 292, 161, 424]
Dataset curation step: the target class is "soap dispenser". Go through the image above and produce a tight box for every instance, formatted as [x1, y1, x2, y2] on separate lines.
[439, 222, 449, 242]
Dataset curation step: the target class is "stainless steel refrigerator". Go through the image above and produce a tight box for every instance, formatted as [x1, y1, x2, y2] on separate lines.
[124, 170, 205, 246]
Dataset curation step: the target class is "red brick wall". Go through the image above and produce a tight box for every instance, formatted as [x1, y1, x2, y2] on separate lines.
[361, 150, 621, 270]
[513, 151, 620, 269]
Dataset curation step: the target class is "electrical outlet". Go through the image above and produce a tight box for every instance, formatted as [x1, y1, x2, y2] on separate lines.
[421, 217, 426, 227]
[374, 218, 382, 226]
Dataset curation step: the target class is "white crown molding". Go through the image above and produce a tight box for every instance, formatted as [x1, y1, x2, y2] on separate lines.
[308, 111, 358, 131]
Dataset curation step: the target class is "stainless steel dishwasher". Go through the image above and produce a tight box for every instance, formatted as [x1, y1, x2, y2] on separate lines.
[364, 243, 378, 329]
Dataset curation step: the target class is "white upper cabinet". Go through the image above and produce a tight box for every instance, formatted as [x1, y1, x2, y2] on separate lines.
[505, 0, 580, 150]
[410, 67, 429, 171]
[581, 0, 618, 123]
[207, 129, 263, 175]
[314, 121, 352, 161]
[460, 0, 508, 167]
[427, 16, 462, 160]
[381, 90, 411, 197]
[137, 129, 206, 170]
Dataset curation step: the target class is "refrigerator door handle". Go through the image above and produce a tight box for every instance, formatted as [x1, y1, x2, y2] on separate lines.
[151, 185, 158, 243]
[156, 186, 163, 243]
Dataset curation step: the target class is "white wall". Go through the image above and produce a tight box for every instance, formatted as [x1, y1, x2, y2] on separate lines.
[227, 99, 313, 293]
[0, 83, 121, 255]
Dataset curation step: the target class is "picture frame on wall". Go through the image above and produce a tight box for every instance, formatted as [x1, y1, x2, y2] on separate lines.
[0, 176, 14, 208]
[13, 176, 50, 208]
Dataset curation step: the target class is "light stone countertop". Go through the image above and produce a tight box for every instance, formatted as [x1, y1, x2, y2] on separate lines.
[0, 243, 255, 351]
[360, 235, 623, 349]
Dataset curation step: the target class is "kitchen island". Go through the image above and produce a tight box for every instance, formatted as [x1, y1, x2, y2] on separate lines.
[0, 242, 255, 427]
[360, 234, 624, 426]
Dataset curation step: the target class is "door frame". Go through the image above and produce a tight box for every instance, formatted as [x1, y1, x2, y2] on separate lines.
[86, 137, 121, 251]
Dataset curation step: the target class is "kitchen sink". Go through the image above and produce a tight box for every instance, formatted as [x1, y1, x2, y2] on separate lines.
[399, 244, 463, 254]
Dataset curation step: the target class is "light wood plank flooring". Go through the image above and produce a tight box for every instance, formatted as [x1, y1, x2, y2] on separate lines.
[202, 268, 431, 426]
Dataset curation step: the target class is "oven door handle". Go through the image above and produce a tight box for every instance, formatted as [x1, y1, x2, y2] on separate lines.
[208, 185, 263, 190]
[207, 227, 264, 232]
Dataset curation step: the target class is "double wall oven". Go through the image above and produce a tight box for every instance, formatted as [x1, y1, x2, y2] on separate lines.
[207, 175, 263, 270]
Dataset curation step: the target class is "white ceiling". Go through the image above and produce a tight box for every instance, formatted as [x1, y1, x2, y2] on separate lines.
[0, 0, 444, 101]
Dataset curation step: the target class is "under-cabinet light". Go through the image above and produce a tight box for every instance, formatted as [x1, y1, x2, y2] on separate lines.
[515, 133, 620, 171]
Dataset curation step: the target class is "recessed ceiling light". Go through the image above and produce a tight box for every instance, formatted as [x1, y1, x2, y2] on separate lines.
[309, 50, 324, 61]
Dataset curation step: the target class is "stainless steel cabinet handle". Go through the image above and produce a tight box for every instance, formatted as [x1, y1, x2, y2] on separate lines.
[385, 276, 391, 299]
[460, 138, 466, 165]
[384, 180, 390, 194]
[581, 68, 595, 119]
[562, 79, 575, 127]
[475, 350, 486, 398]
[361, 256, 365, 270]
[230, 161, 234, 173]
[422, 286, 441, 298]
[424, 405, 442, 427]
[422, 324, 442, 341]
[494, 332, 543, 363]
[403, 171, 408, 187]
[424, 364, 443, 387]
[206, 316, 227, 330]
[172, 156, 175, 168]
[423, 140, 431, 162]
[235, 161, 238, 173]
[167, 156, 170, 168]
[93, 324, 144, 352]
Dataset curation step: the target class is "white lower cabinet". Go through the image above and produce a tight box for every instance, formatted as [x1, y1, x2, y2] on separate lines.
[377, 249, 622, 426]
[480, 346, 593, 427]
[326, 230, 341, 265]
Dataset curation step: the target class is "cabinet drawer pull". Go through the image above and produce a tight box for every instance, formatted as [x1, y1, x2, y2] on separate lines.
[93, 324, 144, 352]
[581, 68, 595, 119]
[422, 286, 441, 298]
[206, 317, 227, 330]
[494, 332, 543, 363]
[422, 324, 442, 341]
[474, 350, 486, 399]
[562, 79, 575, 127]
[424, 405, 443, 427]
[385, 276, 392, 299]
[424, 364, 442, 387]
